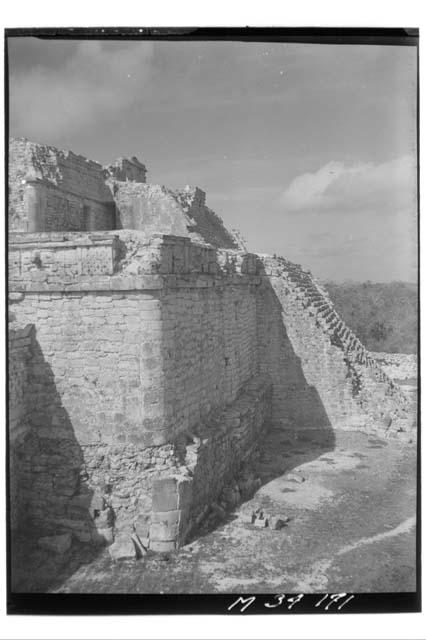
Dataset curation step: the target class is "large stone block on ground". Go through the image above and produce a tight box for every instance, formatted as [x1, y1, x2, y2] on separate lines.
[108, 535, 136, 560]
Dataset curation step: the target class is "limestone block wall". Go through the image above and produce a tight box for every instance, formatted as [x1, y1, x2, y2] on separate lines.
[8, 318, 181, 543]
[10, 289, 169, 447]
[160, 282, 258, 437]
[7, 292, 181, 543]
[8, 323, 34, 532]
[9, 237, 260, 449]
[8, 232, 270, 548]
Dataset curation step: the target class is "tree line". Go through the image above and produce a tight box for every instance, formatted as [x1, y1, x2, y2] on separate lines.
[323, 281, 418, 354]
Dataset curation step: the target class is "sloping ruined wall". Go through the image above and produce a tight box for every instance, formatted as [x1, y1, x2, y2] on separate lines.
[256, 255, 413, 437]
[173, 187, 240, 248]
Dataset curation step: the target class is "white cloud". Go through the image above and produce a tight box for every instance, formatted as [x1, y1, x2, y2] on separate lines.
[10, 41, 154, 139]
[280, 156, 417, 215]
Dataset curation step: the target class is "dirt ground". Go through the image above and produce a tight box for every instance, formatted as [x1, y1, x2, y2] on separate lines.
[13, 425, 417, 595]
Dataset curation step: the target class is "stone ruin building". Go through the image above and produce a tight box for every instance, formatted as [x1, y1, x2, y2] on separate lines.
[8, 137, 416, 559]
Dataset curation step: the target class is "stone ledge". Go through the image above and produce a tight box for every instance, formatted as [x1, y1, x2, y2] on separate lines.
[9, 272, 261, 293]
[9, 231, 119, 247]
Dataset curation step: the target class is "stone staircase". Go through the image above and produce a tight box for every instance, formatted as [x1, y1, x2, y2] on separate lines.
[257, 254, 415, 438]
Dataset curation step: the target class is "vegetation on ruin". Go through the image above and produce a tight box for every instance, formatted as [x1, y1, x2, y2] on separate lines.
[324, 281, 418, 354]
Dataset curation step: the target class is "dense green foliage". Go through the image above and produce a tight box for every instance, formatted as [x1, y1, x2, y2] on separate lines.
[324, 281, 418, 354]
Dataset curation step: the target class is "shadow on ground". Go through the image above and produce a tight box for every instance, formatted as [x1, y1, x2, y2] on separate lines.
[187, 420, 335, 542]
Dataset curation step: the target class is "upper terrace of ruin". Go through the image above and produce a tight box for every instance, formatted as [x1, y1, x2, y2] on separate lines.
[9, 137, 241, 249]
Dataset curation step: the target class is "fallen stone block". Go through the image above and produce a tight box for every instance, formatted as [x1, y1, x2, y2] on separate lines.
[253, 516, 267, 528]
[37, 533, 72, 554]
[108, 535, 136, 560]
[263, 513, 272, 527]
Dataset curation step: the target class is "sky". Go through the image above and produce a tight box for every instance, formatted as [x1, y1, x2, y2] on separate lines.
[8, 37, 418, 282]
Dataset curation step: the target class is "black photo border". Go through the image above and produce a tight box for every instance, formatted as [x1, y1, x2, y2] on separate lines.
[4, 26, 421, 616]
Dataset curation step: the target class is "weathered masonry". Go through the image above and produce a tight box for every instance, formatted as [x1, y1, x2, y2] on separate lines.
[8, 138, 415, 556]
